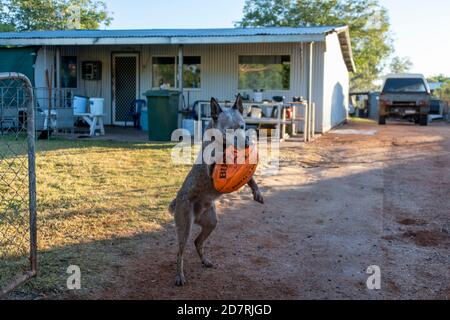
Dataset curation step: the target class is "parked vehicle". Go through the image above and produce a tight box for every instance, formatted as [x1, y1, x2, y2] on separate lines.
[378, 74, 431, 126]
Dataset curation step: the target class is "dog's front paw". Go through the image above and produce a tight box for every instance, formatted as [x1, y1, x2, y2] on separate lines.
[253, 191, 264, 204]
[175, 274, 186, 286]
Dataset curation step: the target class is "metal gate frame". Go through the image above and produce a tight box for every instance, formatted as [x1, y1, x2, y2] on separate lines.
[0, 72, 37, 297]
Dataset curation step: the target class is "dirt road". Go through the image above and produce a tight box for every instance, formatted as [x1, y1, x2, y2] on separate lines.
[81, 120, 450, 300]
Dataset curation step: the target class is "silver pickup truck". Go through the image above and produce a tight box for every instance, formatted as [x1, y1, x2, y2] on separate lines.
[378, 74, 431, 126]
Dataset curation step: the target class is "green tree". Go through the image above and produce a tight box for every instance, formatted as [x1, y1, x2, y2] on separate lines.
[0, 0, 112, 31]
[0, 1, 14, 31]
[427, 74, 450, 84]
[389, 56, 413, 74]
[0, 23, 15, 31]
[438, 82, 450, 101]
[237, 0, 393, 91]
[427, 75, 450, 101]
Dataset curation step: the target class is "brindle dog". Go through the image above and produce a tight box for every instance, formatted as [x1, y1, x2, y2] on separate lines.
[169, 95, 264, 286]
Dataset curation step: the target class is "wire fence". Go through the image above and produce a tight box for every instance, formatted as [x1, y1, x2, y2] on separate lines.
[0, 73, 37, 296]
[0, 73, 300, 297]
[33, 87, 79, 135]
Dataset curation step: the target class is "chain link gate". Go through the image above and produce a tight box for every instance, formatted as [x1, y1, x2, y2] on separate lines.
[0, 73, 37, 296]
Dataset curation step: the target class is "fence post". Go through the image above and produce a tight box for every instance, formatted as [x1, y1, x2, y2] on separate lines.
[311, 102, 316, 139]
[0, 72, 37, 297]
[304, 102, 309, 143]
[25, 79, 37, 275]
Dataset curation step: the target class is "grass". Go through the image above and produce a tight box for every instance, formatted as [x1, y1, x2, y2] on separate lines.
[0, 137, 190, 297]
[349, 116, 377, 124]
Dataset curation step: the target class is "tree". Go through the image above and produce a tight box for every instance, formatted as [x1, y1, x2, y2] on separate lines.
[237, 0, 393, 91]
[427, 75, 450, 101]
[437, 82, 450, 101]
[427, 74, 450, 84]
[0, 1, 14, 31]
[0, 0, 112, 31]
[389, 56, 413, 74]
[0, 23, 15, 31]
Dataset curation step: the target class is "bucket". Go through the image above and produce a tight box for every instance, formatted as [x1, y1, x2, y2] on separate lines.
[253, 91, 263, 103]
[73, 96, 88, 114]
[89, 98, 104, 115]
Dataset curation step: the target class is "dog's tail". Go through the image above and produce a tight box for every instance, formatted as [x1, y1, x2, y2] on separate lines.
[168, 199, 176, 215]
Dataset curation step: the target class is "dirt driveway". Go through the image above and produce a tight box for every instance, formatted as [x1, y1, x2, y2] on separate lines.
[79, 120, 450, 300]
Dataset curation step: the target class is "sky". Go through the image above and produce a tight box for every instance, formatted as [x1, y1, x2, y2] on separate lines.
[103, 0, 450, 77]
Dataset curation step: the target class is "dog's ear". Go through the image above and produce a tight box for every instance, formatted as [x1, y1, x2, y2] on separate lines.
[233, 94, 244, 114]
[210, 98, 222, 121]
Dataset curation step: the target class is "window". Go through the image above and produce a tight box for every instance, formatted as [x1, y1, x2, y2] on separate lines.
[182, 56, 201, 89]
[152, 57, 175, 88]
[382, 78, 427, 93]
[152, 56, 201, 89]
[238, 55, 291, 90]
[61, 56, 77, 88]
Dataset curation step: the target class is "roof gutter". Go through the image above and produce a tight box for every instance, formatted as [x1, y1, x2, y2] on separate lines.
[0, 34, 326, 46]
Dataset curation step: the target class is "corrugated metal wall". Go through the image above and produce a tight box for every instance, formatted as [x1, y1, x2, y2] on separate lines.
[302, 42, 326, 132]
[34, 42, 338, 131]
[322, 33, 349, 132]
[35, 46, 56, 108]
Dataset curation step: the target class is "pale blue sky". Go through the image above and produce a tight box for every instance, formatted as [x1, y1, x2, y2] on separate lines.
[103, 0, 450, 77]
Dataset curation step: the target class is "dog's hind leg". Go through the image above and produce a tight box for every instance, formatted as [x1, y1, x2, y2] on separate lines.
[174, 201, 194, 286]
[194, 204, 218, 268]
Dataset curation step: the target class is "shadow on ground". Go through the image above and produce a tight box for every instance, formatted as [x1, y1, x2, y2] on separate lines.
[4, 121, 450, 300]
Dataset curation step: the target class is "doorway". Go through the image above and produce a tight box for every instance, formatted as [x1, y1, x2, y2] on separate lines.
[112, 53, 139, 125]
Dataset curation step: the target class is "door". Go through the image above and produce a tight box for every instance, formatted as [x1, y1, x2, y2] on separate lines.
[112, 53, 139, 125]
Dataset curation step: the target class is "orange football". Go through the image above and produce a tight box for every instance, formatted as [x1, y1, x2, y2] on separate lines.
[212, 145, 258, 194]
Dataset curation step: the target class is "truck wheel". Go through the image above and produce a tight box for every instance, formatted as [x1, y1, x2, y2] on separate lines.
[419, 115, 428, 126]
[378, 116, 386, 125]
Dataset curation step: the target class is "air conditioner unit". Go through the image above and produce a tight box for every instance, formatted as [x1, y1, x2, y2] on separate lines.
[82, 61, 102, 80]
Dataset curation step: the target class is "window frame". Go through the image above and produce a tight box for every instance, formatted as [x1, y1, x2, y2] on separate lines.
[151, 55, 202, 90]
[180, 56, 202, 90]
[151, 55, 177, 89]
[237, 54, 292, 91]
[60, 56, 78, 89]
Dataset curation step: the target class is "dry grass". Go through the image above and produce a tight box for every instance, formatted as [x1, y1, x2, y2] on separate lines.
[1, 138, 190, 297]
[349, 116, 377, 124]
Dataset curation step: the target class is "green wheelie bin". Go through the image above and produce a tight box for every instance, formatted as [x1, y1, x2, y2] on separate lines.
[143, 90, 181, 141]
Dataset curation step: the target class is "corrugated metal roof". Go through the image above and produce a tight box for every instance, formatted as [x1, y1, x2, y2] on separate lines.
[0, 26, 339, 39]
[0, 26, 355, 72]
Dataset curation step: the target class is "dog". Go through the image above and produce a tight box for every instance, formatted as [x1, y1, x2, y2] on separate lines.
[169, 95, 264, 286]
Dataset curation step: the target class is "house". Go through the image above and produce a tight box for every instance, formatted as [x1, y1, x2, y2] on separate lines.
[0, 26, 355, 134]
